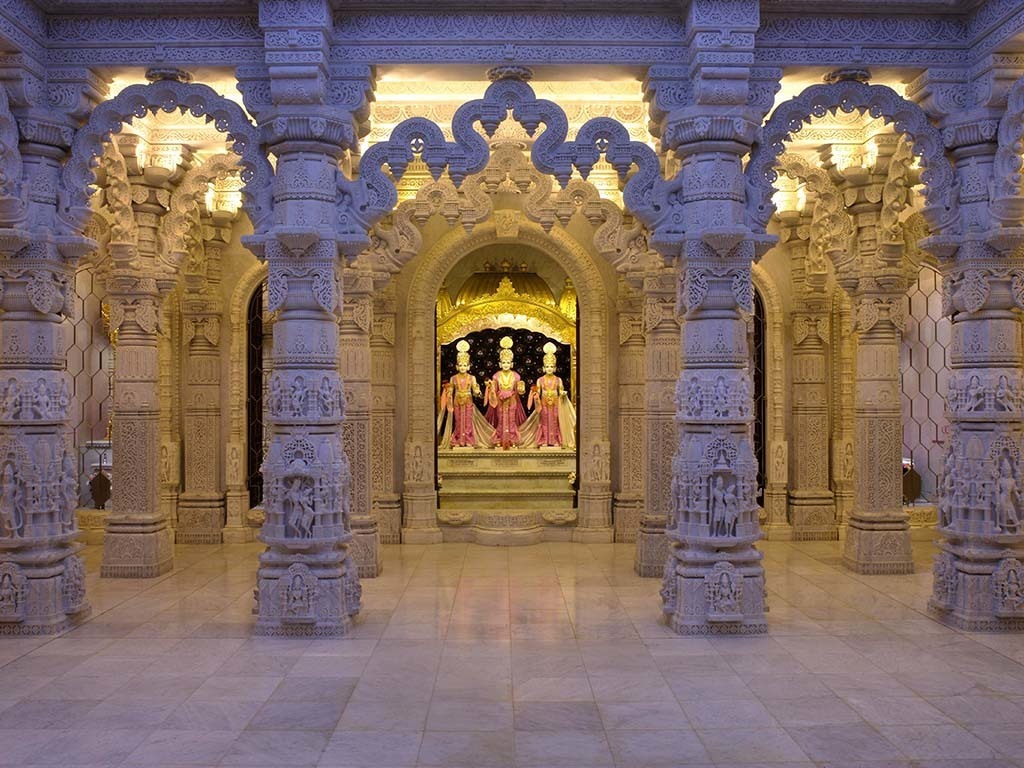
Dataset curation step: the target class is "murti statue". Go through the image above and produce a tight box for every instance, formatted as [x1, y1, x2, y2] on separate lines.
[528, 342, 567, 448]
[485, 336, 527, 449]
[442, 340, 483, 448]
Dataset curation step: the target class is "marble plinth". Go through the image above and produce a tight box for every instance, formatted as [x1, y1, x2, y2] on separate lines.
[437, 448, 577, 545]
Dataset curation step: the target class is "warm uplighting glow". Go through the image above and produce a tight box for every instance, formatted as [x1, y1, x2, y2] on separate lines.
[772, 175, 806, 213]
[205, 176, 243, 216]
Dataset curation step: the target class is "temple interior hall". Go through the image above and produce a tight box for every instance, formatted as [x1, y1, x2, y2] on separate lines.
[4, 0, 1024, 764]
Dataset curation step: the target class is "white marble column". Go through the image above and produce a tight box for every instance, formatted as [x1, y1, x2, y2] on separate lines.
[647, 1, 772, 634]
[927, 119, 1024, 629]
[831, 147, 914, 574]
[0, 220, 90, 631]
[240, 0, 370, 633]
[778, 209, 837, 540]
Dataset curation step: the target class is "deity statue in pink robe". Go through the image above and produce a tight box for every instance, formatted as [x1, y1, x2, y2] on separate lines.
[446, 341, 482, 447]
[485, 337, 526, 449]
[528, 343, 566, 447]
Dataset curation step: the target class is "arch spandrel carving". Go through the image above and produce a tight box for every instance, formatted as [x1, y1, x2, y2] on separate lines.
[993, 73, 1024, 227]
[59, 79, 272, 238]
[0, 83, 24, 227]
[164, 153, 241, 274]
[748, 80, 958, 239]
[340, 72, 668, 256]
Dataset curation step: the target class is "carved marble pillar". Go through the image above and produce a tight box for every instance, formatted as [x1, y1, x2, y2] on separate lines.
[100, 141, 185, 577]
[779, 209, 837, 540]
[370, 285, 401, 543]
[648, 34, 772, 632]
[0, 196, 90, 633]
[239, 0, 370, 633]
[635, 268, 678, 576]
[613, 283, 644, 544]
[834, 159, 914, 574]
[927, 122, 1024, 629]
[339, 268, 381, 577]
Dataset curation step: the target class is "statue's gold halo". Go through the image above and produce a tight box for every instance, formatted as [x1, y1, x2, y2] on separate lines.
[499, 336, 513, 349]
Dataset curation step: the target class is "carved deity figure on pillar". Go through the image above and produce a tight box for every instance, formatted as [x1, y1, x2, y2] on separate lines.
[440, 340, 484, 448]
[485, 337, 527, 449]
[528, 342, 575, 448]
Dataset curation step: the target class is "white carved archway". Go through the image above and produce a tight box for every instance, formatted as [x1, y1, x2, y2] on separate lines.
[402, 215, 613, 533]
[163, 153, 241, 274]
[227, 260, 269, 470]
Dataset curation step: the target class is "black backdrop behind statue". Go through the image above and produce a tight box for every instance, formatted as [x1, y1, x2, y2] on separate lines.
[440, 328, 572, 401]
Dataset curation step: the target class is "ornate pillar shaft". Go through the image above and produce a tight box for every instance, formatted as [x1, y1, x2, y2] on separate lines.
[0, 222, 90, 632]
[839, 192, 914, 574]
[340, 268, 380, 577]
[929, 128, 1024, 630]
[635, 268, 678, 576]
[242, 0, 370, 633]
[649, 1, 772, 634]
[831, 291, 856, 526]
[102, 267, 173, 576]
[780, 211, 837, 540]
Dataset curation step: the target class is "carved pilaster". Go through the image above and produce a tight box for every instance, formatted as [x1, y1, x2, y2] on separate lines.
[370, 285, 401, 543]
[635, 268, 678, 576]
[614, 282, 644, 545]
[340, 268, 380, 577]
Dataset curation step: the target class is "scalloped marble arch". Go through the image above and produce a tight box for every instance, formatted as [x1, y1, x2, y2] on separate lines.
[341, 75, 666, 253]
[992, 72, 1024, 226]
[163, 153, 240, 273]
[58, 79, 272, 238]
[747, 80, 959, 238]
[402, 216, 612, 522]
[0, 84, 24, 226]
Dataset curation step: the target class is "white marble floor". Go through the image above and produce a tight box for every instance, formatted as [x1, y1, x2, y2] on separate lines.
[2, 539, 1024, 767]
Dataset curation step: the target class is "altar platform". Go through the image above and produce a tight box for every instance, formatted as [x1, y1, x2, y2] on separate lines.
[437, 448, 577, 545]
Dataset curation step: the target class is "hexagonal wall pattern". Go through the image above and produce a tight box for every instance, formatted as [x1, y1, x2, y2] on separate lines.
[900, 264, 950, 502]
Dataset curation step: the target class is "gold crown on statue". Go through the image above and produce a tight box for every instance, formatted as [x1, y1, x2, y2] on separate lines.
[542, 341, 557, 367]
[498, 336, 514, 363]
[456, 339, 470, 366]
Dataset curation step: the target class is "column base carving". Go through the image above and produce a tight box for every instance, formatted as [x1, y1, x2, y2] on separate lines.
[351, 516, 382, 578]
[789, 495, 838, 541]
[761, 488, 790, 540]
[101, 519, 174, 578]
[572, 526, 615, 543]
[634, 514, 668, 577]
[372, 496, 402, 544]
[75, 508, 109, 545]
[842, 518, 913, 574]
[613, 495, 643, 543]
[928, 537, 1024, 632]
[402, 526, 444, 544]
[176, 495, 225, 545]
[223, 491, 255, 543]
[0, 546, 91, 636]
[253, 545, 360, 637]
[661, 543, 767, 636]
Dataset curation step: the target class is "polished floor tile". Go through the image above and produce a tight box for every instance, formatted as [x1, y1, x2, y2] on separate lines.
[0, 539, 1022, 767]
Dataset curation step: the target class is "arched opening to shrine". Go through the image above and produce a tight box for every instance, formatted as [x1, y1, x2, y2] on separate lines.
[433, 244, 580, 544]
